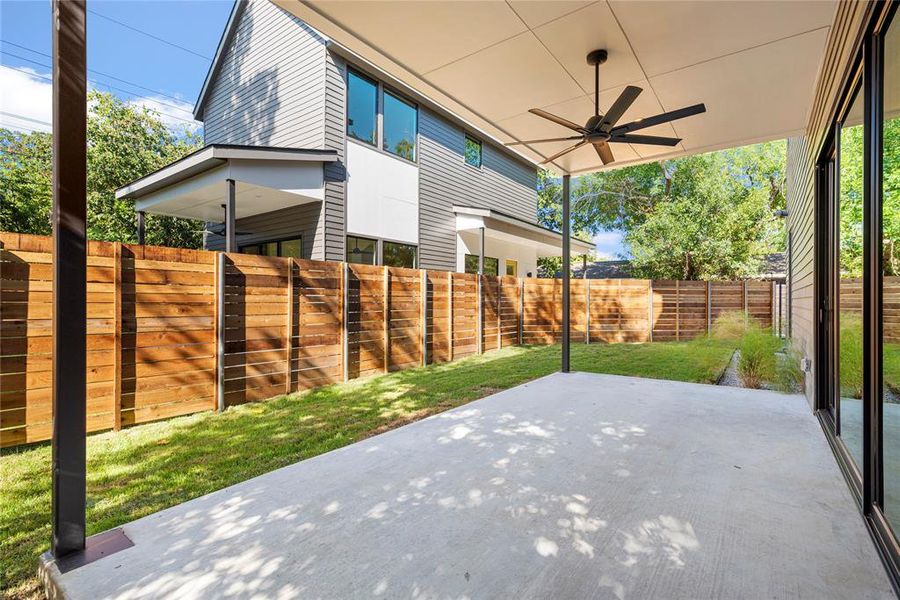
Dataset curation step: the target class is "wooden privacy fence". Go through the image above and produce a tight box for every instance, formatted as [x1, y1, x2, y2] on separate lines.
[0, 232, 775, 447]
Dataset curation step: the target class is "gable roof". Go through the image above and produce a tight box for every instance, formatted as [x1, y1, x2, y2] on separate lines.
[194, 0, 247, 120]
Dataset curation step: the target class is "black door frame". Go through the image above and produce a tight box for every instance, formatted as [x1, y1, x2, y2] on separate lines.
[814, 0, 900, 590]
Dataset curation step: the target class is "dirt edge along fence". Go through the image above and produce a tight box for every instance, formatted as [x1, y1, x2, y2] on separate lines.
[0, 233, 775, 447]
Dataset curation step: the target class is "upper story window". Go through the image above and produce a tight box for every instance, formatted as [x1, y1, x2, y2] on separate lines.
[465, 135, 482, 168]
[383, 91, 417, 161]
[347, 70, 377, 145]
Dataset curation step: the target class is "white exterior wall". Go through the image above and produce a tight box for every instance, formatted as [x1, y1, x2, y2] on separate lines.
[345, 140, 419, 244]
[457, 231, 539, 278]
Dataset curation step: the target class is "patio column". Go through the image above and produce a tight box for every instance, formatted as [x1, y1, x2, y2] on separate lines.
[225, 178, 236, 253]
[136, 211, 145, 245]
[51, 0, 88, 559]
[478, 226, 485, 274]
[562, 174, 571, 373]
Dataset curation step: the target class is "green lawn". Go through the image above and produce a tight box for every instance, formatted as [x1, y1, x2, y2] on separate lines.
[0, 339, 733, 599]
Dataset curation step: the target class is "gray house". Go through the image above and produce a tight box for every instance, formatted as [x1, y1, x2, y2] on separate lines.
[116, 0, 592, 276]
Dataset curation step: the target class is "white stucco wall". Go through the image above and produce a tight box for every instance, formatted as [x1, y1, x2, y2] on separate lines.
[345, 140, 419, 244]
[457, 231, 539, 278]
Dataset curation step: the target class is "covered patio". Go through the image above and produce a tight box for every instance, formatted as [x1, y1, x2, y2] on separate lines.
[42, 373, 894, 599]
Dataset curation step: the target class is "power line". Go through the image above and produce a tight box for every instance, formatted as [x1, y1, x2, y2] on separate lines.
[1, 64, 199, 127]
[1, 40, 196, 110]
[0, 110, 51, 127]
[87, 9, 212, 61]
[1, 50, 195, 117]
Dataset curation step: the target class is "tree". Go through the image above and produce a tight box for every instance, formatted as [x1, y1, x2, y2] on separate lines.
[536, 169, 596, 276]
[550, 140, 787, 280]
[0, 91, 203, 248]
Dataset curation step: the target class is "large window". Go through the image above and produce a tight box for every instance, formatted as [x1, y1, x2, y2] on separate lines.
[465, 254, 498, 276]
[837, 84, 865, 469]
[882, 11, 900, 533]
[347, 70, 377, 145]
[383, 241, 417, 268]
[465, 135, 482, 168]
[346, 235, 377, 265]
[383, 91, 417, 161]
[241, 237, 302, 258]
[346, 68, 418, 161]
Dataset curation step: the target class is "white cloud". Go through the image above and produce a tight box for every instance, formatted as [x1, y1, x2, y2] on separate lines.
[0, 66, 200, 134]
[0, 66, 52, 132]
[592, 230, 627, 260]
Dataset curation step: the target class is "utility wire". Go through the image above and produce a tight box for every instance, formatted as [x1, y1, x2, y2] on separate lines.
[0, 110, 51, 127]
[0, 61, 198, 125]
[87, 9, 212, 61]
[1, 40, 195, 110]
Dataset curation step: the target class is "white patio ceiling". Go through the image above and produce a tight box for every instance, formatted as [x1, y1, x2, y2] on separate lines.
[277, 0, 837, 175]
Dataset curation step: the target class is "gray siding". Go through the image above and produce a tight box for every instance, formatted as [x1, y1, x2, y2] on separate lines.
[418, 107, 538, 271]
[785, 0, 869, 407]
[322, 51, 347, 262]
[204, 203, 321, 257]
[202, 0, 327, 149]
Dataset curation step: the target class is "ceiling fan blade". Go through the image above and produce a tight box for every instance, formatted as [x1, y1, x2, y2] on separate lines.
[610, 133, 681, 147]
[505, 135, 584, 146]
[593, 142, 614, 165]
[540, 140, 589, 165]
[600, 86, 642, 132]
[612, 103, 706, 134]
[528, 108, 587, 133]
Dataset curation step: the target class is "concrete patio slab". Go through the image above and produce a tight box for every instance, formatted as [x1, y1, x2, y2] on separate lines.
[41, 373, 896, 599]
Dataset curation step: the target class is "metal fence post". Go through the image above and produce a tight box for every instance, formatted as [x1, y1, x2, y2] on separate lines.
[497, 278, 502, 350]
[113, 242, 122, 431]
[285, 257, 293, 395]
[648, 280, 654, 342]
[585, 280, 591, 344]
[383, 267, 390, 373]
[743, 280, 749, 324]
[448, 271, 454, 361]
[706, 280, 712, 335]
[342, 262, 349, 381]
[422, 269, 428, 367]
[519, 278, 524, 345]
[477, 275, 483, 354]
[675, 280, 681, 341]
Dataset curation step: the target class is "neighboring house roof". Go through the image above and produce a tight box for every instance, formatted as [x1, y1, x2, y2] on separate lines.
[572, 260, 634, 279]
[115, 144, 338, 200]
[193, 0, 541, 170]
[755, 252, 787, 281]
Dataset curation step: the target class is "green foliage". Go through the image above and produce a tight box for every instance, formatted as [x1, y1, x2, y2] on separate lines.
[0, 91, 203, 248]
[775, 341, 805, 394]
[544, 140, 787, 279]
[737, 323, 780, 389]
[839, 312, 864, 399]
[711, 311, 751, 341]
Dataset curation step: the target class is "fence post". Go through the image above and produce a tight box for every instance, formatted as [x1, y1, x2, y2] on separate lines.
[706, 280, 712, 335]
[383, 267, 390, 373]
[743, 280, 749, 324]
[216, 252, 225, 412]
[585, 280, 591, 344]
[112, 242, 122, 430]
[519, 278, 524, 345]
[675, 280, 680, 341]
[770, 280, 776, 332]
[448, 271, 454, 361]
[342, 262, 349, 382]
[648, 280, 654, 342]
[284, 257, 293, 395]
[477, 275, 483, 354]
[496, 278, 502, 350]
[421, 269, 428, 367]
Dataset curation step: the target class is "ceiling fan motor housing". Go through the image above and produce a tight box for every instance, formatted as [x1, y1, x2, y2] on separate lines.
[586, 49, 608, 66]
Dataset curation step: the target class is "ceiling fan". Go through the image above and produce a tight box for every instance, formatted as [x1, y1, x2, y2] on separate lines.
[506, 49, 706, 166]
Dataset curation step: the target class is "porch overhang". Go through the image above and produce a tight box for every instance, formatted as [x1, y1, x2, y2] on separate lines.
[453, 205, 594, 256]
[115, 144, 338, 221]
[276, 0, 836, 175]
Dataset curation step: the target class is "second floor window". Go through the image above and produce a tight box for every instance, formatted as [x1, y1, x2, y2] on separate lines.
[465, 135, 482, 168]
[383, 91, 417, 161]
[347, 70, 377, 145]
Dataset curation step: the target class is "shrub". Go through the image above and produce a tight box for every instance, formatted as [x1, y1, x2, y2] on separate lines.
[838, 312, 864, 399]
[711, 311, 751, 341]
[738, 324, 780, 388]
[774, 342, 805, 393]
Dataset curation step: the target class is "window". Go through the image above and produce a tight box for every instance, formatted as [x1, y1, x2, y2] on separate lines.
[240, 238, 302, 258]
[465, 135, 482, 168]
[383, 90, 417, 161]
[465, 254, 498, 276]
[346, 235, 377, 265]
[347, 70, 377, 145]
[505, 259, 517, 277]
[383, 241, 417, 268]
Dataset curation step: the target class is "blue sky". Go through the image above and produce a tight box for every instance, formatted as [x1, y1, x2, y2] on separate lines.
[1, 0, 232, 131]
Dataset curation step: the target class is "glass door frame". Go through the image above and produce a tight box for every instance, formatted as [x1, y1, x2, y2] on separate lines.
[814, 1, 899, 590]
